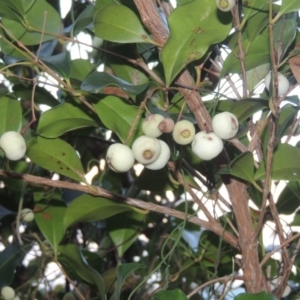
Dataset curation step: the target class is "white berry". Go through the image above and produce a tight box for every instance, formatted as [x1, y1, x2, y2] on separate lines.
[212, 112, 239, 140]
[131, 135, 161, 164]
[0, 131, 26, 161]
[172, 120, 195, 145]
[1, 286, 15, 300]
[142, 114, 165, 138]
[192, 131, 223, 161]
[21, 208, 34, 222]
[106, 143, 135, 172]
[264, 71, 289, 96]
[145, 140, 170, 170]
[216, 0, 235, 12]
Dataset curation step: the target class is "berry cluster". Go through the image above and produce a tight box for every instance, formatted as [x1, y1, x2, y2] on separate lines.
[1, 286, 20, 300]
[106, 112, 239, 173]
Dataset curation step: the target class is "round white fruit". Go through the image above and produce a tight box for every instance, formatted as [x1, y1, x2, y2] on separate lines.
[142, 114, 165, 138]
[212, 112, 239, 140]
[0, 131, 26, 161]
[264, 71, 289, 96]
[21, 208, 34, 222]
[1, 286, 15, 300]
[192, 131, 223, 161]
[145, 140, 170, 170]
[106, 143, 135, 173]
[172, 120, 195, 145]
[216, 0, 235, 12]
[131, 135, 161, 164]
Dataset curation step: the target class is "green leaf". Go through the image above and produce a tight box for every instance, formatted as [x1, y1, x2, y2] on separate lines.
[70, 59, 95, 82]
[93, 96, 143, 146]
[278, 0, 300, 15]
[276, 181, 300, 215]
[222, 35, 270, 75]
[1, 0, 61, 45]
[246, 8, 269, 42]
[229, 152, 256, 183]
[230, 99, 268, 122]
[64, 194, 132, 229]
[34, 200, 66, 252]
[0, 95, 22, 136]
[273, 12, 297, 61]
[58, 244, 106, 300]
[255, 144, 300, 181]
[234, 292, 277, 300]
[41, 52, 71, 79]
[27, 137, 86, 182]
[13, 84, 58, 107]
[241, 0, 269, 27]
[161, 0, 232, 85]
[37, 103, 99, 138]
[152, 289, 189, 300]
[111, 263, 145, 300]
[81, 71, 149, 95]
[72, 4, 94, 35]
[246, 63, 270, 92]
[0, 244, 31, 288]
[108, 210, 145, 257]
[0, 0, 23, 21]
[94, 4, 154, 44]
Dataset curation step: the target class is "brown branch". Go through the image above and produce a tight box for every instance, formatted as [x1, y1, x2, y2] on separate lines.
[133, 0, 269, 292]
[0, 169, 238, 248]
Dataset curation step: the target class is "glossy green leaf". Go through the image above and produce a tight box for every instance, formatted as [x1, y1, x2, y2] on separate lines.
[27, 137, 86, 182]
[246, 63, 270, 92]
[13, 84, 58, 107]
[230, 99, 268, 122]
[70, 59, 95, 82]
[58, 244, 106, 300]
[277, 104, 298, 138]
[222, 35, 270, 75]
[1, 0, 61, 45]
[41, 52, 70, 79]
[94, 4, 154, 44]
[152, 289, 189, 300]
[161, 0, 232, 85]
[273, 12, 297, 60]
[278, 0, 300, 15]
[234, 292, 277, 300]
[246, 8, 269, 42]
[276, 181, 300, 215]
[64, 194, 132, 229]
[34, 200, 66, 252]
[0, 0, 23, 21]
[0, 96, 22, 136]
[241, 0, 269, 27]
[255, 144, 300, 181]
[108, 210, 145, 257]
[81, 71, 149, 95]
[37, 103, 99, 138]
[111, 263, 145, 300]
[0, 244, 31, 288]
[73, 4, 94, 34]
[93, 95, 143, 146]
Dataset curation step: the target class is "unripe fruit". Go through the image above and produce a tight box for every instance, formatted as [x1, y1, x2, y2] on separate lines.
[21, 208, 34, 222]
[158, 118, 174, 133]
[131, 135, 161, 164]
[12, 296, 20, 300]
[0, 131, 26, 161]
[264, 71, 289, 96]
[106, 143, 135, 172]
[145, 140, 170, 170]
[192, 131, 223, 161]
[212, 112, 239, 140]
[216, 0, 235, 12]
[142, 114, 165, 138]
[172, 120, 195, 145]
[1, 286, 15, 300]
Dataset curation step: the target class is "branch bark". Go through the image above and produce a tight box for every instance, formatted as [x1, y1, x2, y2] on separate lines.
[0, 169, 238, 248]
[133, 0, 269, 292]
